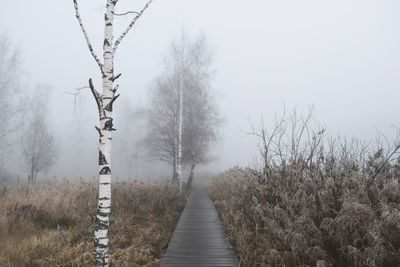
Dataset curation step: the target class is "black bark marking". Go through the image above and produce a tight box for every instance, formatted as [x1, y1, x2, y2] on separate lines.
[95, 126, 103, 137]
[104, 94, 120, 112]
[104, 119, 116, 131]
[100, 166, 111, 175]
[96, 211, 109, 219]
[104, 38, 110, 47]
[111, 73, 121, 81]
[99, 151, 107, 165]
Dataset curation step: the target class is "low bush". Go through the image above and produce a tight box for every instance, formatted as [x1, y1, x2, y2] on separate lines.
[209, 110, 400, 267]
[210, 164, 400, 267]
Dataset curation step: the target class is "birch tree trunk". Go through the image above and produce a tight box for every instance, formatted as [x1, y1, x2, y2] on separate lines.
[92, 2, 115, 265]
[172, 149, 178, 183]
[73, 1, 154, 266]
[176, 66, 184, 189]
[185, 162, 195, 190]
[176, 35, 185, 190]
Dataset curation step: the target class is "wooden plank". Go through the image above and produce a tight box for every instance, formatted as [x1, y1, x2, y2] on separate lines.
[161, 185, 239, 266]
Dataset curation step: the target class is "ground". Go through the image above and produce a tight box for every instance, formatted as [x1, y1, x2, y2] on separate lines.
[0, 180, 186, 267]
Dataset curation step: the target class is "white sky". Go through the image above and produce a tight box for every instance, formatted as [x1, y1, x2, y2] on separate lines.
[1, 0, 400, 177]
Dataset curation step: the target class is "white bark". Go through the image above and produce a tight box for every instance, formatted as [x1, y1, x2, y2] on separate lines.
[92, 1, 115, 265]
[73, 0, 154, 266]
[176, 35, 185, 190]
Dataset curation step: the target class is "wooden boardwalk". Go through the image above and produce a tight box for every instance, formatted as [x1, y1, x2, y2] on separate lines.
[161, 185, 239, 267]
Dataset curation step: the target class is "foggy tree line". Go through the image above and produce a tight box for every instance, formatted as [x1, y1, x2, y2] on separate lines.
[0, 33, 57, 183]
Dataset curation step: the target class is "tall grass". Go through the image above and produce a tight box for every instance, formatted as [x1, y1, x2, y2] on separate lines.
[0, 180, 186, 266]
[209, 110, 400, 267]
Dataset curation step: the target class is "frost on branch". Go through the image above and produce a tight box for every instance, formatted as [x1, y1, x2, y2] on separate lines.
[209, 110, 400, 266]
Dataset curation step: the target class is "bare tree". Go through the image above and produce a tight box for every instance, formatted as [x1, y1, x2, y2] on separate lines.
[145, 34, 221, 188]
[72, 0, 154, 265]
[0, 33, 22, 167]
[183, 36, 221, 189]
[21, 84, 57, 182]
[145, 73, 180, 181]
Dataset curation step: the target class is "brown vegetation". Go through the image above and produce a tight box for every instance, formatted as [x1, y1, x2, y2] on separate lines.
[209, 111, 400, 267]
[0, 180, 186, 266]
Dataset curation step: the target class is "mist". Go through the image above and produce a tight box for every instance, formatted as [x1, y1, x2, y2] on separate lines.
[1, 0, 399, 180]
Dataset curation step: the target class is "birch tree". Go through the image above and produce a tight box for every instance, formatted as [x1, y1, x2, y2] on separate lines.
[21, 84, 57, 182]
[0, 33, 21, 156]
[145, 35, 191, 187]
[182, 36, 220, 189]
[145, 34, 220, 188]
[176, 34, 187, 189]
[72, 1, 154, 265]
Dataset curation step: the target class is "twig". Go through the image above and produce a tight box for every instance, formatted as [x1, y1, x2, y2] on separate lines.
[64, 85, 89, 112]
[112, 0, 154, 55]
[114, 11, 140, 16]
[365, 144, 400, 191]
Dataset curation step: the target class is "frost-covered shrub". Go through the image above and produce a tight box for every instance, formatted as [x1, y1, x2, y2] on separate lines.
[209, 111, 400, 266]
[210, 163, 400, 266]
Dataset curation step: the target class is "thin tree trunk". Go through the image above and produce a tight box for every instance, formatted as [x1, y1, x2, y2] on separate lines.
[29, 165, 35, 183]
[73, 1, 154, 265]
[172, 150, 178, 183]
[93, 1, 115, 266]
[185, 162, 195, 190]
[176, 36, 184, 190]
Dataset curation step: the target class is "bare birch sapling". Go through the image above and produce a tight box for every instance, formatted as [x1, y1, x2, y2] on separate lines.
[73, 0, 154, 265]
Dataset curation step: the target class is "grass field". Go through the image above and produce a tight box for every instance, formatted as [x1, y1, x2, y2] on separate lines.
[0, 180, 186, 266]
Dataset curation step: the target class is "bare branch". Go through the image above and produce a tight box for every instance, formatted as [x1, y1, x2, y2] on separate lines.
[112, 0, 154, 55]
[114, 11, 140, 16]
[73, 0, 104, 73]
[89, 79, 104, 118]
[112, 73, 122, 82]
[365, 143, 400, 191]
[64, 85, 89, 112]
[365, 129, 400, 191]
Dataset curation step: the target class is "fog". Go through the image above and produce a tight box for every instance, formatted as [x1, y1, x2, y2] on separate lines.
[1, 0, 400, 180]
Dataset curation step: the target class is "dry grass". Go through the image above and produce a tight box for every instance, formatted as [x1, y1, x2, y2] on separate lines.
[209, 109, 400, 266]
[209, 162, 400, 267]
[0, 180, 186, 266]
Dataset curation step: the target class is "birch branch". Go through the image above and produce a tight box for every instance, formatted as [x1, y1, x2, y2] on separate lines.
[89, 78, 104, 118]
[112, 73, 122, 82]
[73, 0, 104, 72]
[112, 0, 154, 55]
[114, 11, 140, 16]
[64, 85, 89, 112]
